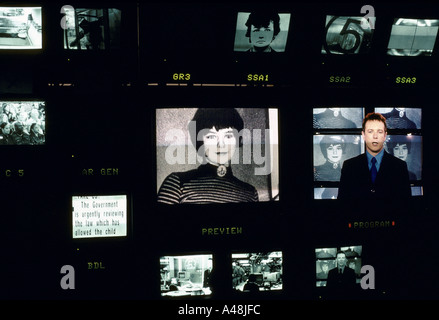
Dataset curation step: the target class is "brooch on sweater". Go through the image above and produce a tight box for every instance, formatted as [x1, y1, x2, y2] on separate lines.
[217, 165, 227, 177]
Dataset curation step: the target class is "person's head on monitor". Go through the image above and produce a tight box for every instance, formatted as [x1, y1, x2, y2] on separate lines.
[336, 251, 347, 268]
[362, 112, 387, 157]
[320, 135, 345, 165]
[245, 11, 280, 53]
[191, 108, 244, 167]
[386, 136, 411, 161]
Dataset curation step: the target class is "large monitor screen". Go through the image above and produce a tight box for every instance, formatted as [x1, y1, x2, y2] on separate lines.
[313, 134, 363, 182]
[63, 7, 121, 50]
[156, 108, 279, 204]
[315, 245, 363, 289]
[375, 107, 422, 129]
[322, 16, 374, 54]
[313, 108, 364, 129]
[233, 12, 291, 53]
[72, 195, 128, 239]
[0, 7, 42, 49]
[160, 254, 213, 297]
[0, 101, 45, 146]
[387, 18, 439, 56]
[232, 251, 282, 293]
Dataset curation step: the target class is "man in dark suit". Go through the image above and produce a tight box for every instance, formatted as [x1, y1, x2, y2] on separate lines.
[326, 251, 357, 290]
[338, 112, 411, 200]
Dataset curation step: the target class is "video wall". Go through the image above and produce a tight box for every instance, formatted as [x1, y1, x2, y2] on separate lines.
[2, 1, 439, 307]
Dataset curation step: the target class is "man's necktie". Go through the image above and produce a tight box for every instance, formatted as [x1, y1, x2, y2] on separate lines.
[371, 157, 377, 184]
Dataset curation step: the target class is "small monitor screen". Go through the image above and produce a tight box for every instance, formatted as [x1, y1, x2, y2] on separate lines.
[313, 108, 364, 129]
[313, 135, 363, 182]
[375, 108, 422, 129]
[233, 12, 291, 52]
[160, 254, 213, 297]
[315, 246, 363, 288]
[385, 134, 422, 181]
[322, 16, 374, 54]
[314, 187, 339, 200]
[156, 108, 280, 204]
[232, 252, 282, 293]
[0, 7, 42, 49]
[63, 7, 121, 50]
[387, 18, 439, 56]
[72, 195, 128, 239]
[0, 101, 45, 146]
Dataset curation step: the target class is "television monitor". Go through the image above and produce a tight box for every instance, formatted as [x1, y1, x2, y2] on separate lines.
[0, 101, 45, 146]
[313, 108, 364, 129]
[0, 7, 42, 49]
[313, 134, 363, 182]
[160, 254, 213, 297]
[156, 108, 280, 204]
[314, 187, 339, 200]
[322, 16, 374, 54]
[375, 107, 422, 129]
[72, 194, 128, 239]
[233, 12, 291, 53]
[387, 18, 439, 56]
[232, 252, 282, 293]
[315, 245, 363, 288]
[63, 7, 121, 50]
[385, 134, 422, 181]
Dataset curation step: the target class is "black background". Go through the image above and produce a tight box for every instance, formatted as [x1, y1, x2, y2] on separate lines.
[1, 1, 439, 312]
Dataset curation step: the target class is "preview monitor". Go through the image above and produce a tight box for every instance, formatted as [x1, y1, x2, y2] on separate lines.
[156, 108, 280, 204]
[63, 7, 121, 50]
[232, 252, 282, 293]
[233, 11, 291, 52]
[0, 101, 45, 145]
[322, 16, 374, 54]
[313, 134, 363, 182]
[313, 108, 364, 129]
[387, 18, 439, 56]
[72, 195, 128, 239]
[375, 107, 421, 129]
[315, 245, 363, 288]
[160, 254, 213, 297]
[0, 7, 42, 49]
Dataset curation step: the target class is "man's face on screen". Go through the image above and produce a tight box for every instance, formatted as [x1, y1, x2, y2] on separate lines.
[203, 127, 237, 165]
[362, 120, 387, 156]
[250, 21, 275, 48]
[336, 253, 347, 267]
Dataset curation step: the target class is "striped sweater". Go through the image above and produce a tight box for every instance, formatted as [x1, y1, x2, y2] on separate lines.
[157, 164, 259, 204]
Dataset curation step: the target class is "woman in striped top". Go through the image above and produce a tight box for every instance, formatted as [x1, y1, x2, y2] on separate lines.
[157, 108, 259, 204]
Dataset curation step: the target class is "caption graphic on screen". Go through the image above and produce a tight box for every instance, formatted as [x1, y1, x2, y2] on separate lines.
[72, 195, 127, 239]
[160, 254, 213, 297]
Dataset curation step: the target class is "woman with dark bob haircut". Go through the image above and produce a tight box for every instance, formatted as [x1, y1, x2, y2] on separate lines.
[157, 108, 259, 204]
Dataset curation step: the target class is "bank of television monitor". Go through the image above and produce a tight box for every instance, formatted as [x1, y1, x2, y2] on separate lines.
[63, 7, 121, 50]
[0, 7, 42, 49]
[155, 108, 280, 204]
[0, 101, 45, 146]
[233, 12, 291, 53]
[387, 18, 439, 56]
[315, 245, 363, 288]
[160, 254, 213, 297]
[322, 16, 375, 54]
[72, 195, 128, 239]
[232, 252, 282, 293]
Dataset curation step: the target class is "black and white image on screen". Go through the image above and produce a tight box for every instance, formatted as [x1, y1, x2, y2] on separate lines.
[313, 108, 363, 129]
[156, 108, 280, 204]
[314, 187, 339, 200]
[313, 135, 363, 182]
[0, 7, 42, 49]
[63, 8, 121, 50]
[375, 107, 421, 129]
[233, 11, 291, 52]
[315, 246, 362, 288]
[322, 16, 374, 54]
[160, 254, 213, 297]
[387, 18, 439, 56]
[0, 101, 45, 145]
[385, 135, 422, 181]
[232, 252, 282, 293]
